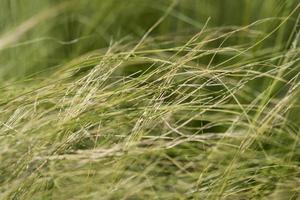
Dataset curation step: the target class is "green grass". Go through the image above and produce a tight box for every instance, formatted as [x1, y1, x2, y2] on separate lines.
[0, 0, 300, 199]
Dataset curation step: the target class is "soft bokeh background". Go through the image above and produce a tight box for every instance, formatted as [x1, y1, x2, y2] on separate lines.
[0, 0, 298, 79]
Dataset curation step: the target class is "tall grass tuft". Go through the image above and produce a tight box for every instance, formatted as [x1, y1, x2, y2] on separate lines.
[0, 0, 300, 199]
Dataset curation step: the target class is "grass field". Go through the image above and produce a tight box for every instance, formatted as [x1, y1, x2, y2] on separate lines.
[0, 0, 300, 199]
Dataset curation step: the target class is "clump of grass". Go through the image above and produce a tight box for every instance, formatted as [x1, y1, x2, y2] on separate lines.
[0, 0, 300, 199]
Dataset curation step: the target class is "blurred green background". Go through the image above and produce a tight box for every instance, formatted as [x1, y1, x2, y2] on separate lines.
[0, 0, 298, 80]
